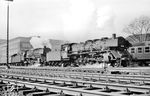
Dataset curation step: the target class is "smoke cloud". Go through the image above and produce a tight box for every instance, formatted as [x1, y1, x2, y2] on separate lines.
[30, 37, 52, 49]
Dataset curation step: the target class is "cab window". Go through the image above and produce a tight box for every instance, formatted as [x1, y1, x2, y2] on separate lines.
[145, 47, 150, 53]
[131, 48, 135, 53]
[137, 47, 142, 53]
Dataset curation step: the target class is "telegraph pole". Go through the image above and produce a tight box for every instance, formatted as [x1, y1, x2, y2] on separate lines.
[5, 0, 13, 69]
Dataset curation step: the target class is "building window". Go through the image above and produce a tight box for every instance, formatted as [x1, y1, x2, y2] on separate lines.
[137, 47, 142, 53]
[145, 47, 150, 53]
[131, 48, 135, 53]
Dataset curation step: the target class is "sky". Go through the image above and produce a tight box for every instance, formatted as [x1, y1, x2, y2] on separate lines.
[0, 0, 150, 42]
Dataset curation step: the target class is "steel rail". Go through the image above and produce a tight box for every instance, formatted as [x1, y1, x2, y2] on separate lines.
[1, 70, 150, 84]
[1, 66, 150, 74]
[41, 71, 150, 80]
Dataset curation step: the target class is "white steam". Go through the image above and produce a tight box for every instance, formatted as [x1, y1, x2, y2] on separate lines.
[30, 37, 52, 49]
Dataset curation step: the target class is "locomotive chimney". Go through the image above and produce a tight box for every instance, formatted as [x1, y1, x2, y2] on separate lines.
[112, 34, 116, 39]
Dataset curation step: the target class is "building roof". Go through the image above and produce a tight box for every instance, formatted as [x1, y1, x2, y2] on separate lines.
[0, 37, 31, 45]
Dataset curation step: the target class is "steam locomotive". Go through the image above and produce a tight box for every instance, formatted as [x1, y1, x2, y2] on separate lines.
[10, 46, 51, 66]
[57, 34, 131, 67]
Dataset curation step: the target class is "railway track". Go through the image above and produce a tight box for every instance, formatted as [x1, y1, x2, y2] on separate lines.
[1, 72, 150, 86]
[0, 73, 150, 96]
[1, 67, 150, 96]
[1, 71, 150, 95]
[1, 68, 150, 84]
[1, 73, 150, 90]
[1, 66, 150, 75]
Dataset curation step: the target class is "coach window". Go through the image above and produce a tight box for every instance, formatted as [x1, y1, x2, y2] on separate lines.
[137, 47, 142, 53]
[145, 47, 150, 53]
[131, 48, 135, 53]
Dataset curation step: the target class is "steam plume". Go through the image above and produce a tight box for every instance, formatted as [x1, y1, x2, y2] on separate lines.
[30, 37, 52, 49]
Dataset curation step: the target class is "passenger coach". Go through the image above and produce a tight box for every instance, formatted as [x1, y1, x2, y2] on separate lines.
[128, 41, 150, 66]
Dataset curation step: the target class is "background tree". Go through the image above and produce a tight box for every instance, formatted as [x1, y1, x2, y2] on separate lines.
[123, 16, 150, 42]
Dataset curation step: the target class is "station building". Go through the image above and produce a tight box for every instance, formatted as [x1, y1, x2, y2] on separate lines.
[0, 37, 32, 63]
